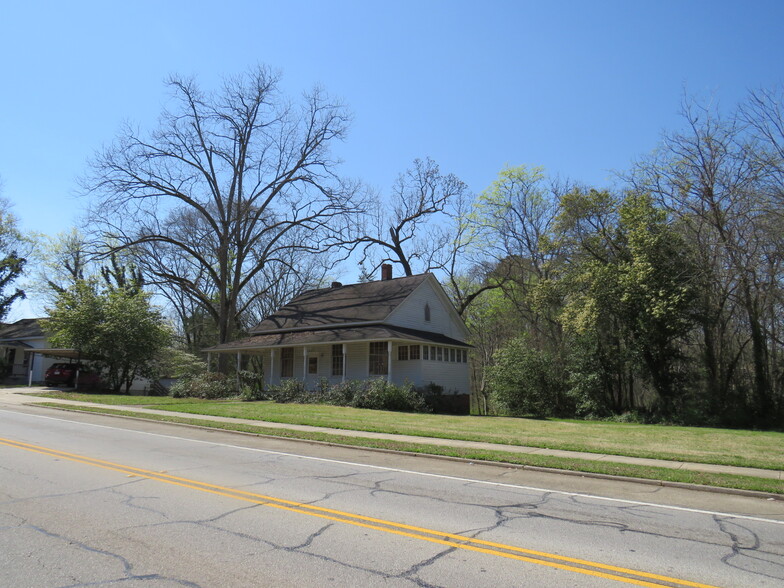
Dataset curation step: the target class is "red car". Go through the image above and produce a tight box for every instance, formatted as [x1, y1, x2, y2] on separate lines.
[44, 363, 103, 389]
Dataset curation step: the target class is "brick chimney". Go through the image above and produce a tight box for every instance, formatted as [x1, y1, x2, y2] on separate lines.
[381, 264, 393, 281]
[331, 281, 342, 288]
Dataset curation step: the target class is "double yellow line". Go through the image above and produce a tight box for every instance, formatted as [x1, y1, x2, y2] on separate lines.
[0, 436, 719, 588]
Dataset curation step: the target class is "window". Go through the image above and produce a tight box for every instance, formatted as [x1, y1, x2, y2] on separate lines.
[331, 344, 343, 376]
[280, 347, 293, 377]
[462, 349, 468, 363]
[423, 346, 429, 360]
[369, 342, 388, 375]
[398, 345, 409, 361]
[450, 348, 456, 362]
[436, 347, 443, 361]
[308, 356, 318, 375]
[430, 346, 436, 360]
[410, 345, 420, 360]
[424, 303, 431, 322]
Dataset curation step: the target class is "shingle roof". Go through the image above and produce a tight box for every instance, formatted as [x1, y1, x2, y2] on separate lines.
[0, 318, 45, 342]
[209, 324, 471, 352]
[249, 274, 430, 333]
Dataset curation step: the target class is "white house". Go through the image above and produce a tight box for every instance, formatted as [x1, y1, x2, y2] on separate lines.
[209, 266, 472, 412]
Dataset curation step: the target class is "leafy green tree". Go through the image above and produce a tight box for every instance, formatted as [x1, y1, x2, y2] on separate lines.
[555, 190, 697, 416]
[0, 197, 28, 320]
[45, 281, 171, 393]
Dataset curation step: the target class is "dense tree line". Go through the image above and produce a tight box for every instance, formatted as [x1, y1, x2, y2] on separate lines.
[471, 93, 784, 428]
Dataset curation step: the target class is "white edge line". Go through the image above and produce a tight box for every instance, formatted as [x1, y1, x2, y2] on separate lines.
[2, 408, 783, 527]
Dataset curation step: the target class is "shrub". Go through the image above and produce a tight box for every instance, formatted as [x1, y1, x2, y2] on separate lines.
[265, 378, 307, 403]
[351, 379, 430, 413]
[170, 372, 237, 399]
[257, 378, 432, 413]
[164, 349, 208, 379]
[321, 380, 363, 406]
[487, 337, 563, 418]
[238, 370, 266, 401]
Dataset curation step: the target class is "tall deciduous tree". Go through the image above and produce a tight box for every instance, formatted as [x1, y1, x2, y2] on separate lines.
[630, 94, 784, 425]
[85, 66, 362, 353]
[355, 157, 467, 277]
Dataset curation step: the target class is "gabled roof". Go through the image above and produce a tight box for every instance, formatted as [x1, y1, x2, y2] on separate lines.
[250, 274, 430, 334]
[0, 318, 45, 342]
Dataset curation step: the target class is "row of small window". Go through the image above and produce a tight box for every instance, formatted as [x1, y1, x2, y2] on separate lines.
[398, 345, 468, 363]
[280, 344, 468, 379]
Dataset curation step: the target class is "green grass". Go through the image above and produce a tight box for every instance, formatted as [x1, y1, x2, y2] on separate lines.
[28, 391, 784, 471]
[27, 392, 206, 406]
[32, 403, 784, 496]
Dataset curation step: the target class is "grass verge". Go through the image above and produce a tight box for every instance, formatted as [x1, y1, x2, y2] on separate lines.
[33, 402, 784, 496]
[29, 392, 784, 471]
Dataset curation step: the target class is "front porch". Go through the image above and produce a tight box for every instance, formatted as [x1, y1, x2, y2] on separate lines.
[210, 337, 470, 396]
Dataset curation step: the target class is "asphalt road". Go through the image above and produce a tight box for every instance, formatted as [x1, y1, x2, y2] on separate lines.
[1, 405, 783, 587]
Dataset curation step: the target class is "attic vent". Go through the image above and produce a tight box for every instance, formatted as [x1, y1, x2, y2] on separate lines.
[424, 303, 431, 322]
[331, 281, 342, 288]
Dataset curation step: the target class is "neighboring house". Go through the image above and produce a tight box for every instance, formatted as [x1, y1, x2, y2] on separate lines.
[0, 317, 151, 392]
[0, 318, 59, 384]
[209, 266, 472, 412]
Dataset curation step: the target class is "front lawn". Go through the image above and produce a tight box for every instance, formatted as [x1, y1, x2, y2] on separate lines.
[28, 392, 784, 471]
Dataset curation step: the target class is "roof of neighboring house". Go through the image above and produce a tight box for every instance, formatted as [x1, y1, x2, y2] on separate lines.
[0, 318, 45, 342]
[209, 324, 471, 352]
[250, 274, 431, 334]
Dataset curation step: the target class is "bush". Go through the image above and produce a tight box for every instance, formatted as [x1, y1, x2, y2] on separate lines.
[238, 370, 266, 401]
[351, 379, 430, 413]
[265, 378, 307, 403]
[256, 378, 432, 413]
[163, 349, 208, 379]
[487, 337, 563, 418]
[170, 372, 237, 399]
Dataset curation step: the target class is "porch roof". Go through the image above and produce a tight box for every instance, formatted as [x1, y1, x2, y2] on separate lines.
[22, 348, 85, 360]
[207, 324, 472, 354]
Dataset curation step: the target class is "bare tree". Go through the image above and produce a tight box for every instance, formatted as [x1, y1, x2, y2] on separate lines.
[85, 66, 362, 352]
[354, 158, 467, 276]
[629, 96, 783, 424]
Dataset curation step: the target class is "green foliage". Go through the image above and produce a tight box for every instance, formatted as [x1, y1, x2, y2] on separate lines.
[0, 198, 29, 321]
[351, 379, 429, 412]
[44, 280, 171, 393]
[238, 370, 266, 401]
[553, 190, 698, 416]
[170, 372, 237, 399]
[258, 379, 433, 413]
[157, 348, 207, 379]
[487, 337, 566, 418]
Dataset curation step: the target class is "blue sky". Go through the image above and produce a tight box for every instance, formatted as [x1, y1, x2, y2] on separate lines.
[1, 0, 782, 318]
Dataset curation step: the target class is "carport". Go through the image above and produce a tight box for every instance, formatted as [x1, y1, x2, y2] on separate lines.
[23, 348, 88, 388]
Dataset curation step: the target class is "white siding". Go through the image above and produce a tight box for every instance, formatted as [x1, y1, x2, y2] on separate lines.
[345, 342, 369, 380]
[390, 343, 423, 387]
[421, 345, 470, 395]
[386, 278, 467, 342]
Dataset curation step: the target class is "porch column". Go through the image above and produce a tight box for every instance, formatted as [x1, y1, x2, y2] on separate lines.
[206, 352, 212, 373]
[236, 352, 242, 392]
[303, 348, 309, 386]
[342, 344, 347, 383]
[27, 352, 35, 387]
[387, 341, 392, 384]
[269, 349, 275, 386]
